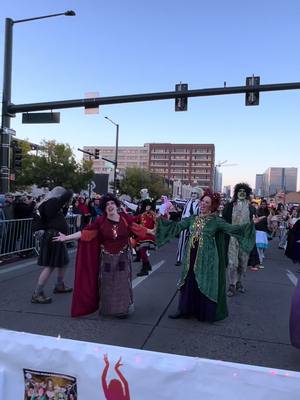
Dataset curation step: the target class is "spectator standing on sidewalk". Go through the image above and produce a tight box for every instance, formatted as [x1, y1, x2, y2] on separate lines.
[31, 186, 73, 304]
[3, 193, 15, 220]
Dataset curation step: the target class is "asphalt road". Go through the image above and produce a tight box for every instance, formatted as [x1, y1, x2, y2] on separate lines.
[0, 237, 299, 372]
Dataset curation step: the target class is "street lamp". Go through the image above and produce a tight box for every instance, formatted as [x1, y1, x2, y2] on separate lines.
[0, 10, 76, 193]
[104, 116, 119, 196]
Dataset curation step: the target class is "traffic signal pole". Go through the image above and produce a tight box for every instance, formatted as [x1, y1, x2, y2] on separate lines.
[1, 18, 13, 194]
[7, 81, 300, 114]
[2, 79, 300, 193]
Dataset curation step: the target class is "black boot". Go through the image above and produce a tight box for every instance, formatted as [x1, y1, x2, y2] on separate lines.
[137, 262, 149, 277]
[147, 261, 152, 271]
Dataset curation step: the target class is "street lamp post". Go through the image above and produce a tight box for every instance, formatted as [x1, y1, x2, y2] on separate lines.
[104, 116, 119, 196]
[0, 10, 76, 193]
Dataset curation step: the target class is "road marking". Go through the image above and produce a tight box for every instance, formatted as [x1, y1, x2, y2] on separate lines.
[286, 269, 298, 286]
[132, 260, 165, 289]
[0, 260, 37, 274]
[0, 250, 77, 275]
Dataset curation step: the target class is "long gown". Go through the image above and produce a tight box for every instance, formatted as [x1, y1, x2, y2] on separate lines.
[157, 214, 255, 321]
[71, 213, 147, 317]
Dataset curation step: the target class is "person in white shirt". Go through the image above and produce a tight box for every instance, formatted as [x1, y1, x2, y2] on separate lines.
[175, 188, 203, 266]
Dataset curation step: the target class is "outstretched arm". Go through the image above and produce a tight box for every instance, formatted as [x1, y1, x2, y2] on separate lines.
[115, 358, 130, 400]
[101, 354, 110, 397]
[52, 231, 81, 242]
[156, 216, 194, 247]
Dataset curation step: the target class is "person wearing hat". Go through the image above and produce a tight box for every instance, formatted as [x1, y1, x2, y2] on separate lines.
[31, 186, 73, 304]
[53, 193, 152, 318]
[133, 198, 157, 276]
[175, 187, 202, 266]
[3, 193, 15, 220]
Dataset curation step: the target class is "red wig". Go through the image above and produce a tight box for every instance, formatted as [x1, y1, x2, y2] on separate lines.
[200, 189, 221, 213]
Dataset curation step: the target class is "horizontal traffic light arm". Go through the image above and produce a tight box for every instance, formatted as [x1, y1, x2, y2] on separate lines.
[102, 157, 116, 166]
[7, 81, 300, 114]
[77, 148, 94, 157]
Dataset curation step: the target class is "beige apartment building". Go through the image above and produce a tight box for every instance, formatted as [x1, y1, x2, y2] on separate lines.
[83, 144, 149, 174]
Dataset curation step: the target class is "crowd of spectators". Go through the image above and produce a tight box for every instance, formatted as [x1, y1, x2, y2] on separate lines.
[0, 190, 299, 264]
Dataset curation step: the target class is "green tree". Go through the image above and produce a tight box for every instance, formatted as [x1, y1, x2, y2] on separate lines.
[14, 139, 94, 192]
[119, 167, 171, 199]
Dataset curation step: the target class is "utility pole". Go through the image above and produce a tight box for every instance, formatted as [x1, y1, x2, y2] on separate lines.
[0, 11, 76, 193]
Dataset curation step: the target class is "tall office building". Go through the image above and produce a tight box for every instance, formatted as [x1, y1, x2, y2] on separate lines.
[261, 167, 297, 196]
[148, 143, 215, 189]
[223, 185, 231, 198]
[214, 167, 223, 192]
[255, 174, 264, 196]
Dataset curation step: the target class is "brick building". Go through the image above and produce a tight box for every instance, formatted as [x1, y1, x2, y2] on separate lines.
[148, 143, 215, 189]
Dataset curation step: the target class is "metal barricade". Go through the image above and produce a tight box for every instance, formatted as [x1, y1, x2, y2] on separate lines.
[0, 215, 82, 258]
[0, 218, 37, 257]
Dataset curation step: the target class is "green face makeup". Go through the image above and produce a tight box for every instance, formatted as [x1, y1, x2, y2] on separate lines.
[237, 188, 247, 200]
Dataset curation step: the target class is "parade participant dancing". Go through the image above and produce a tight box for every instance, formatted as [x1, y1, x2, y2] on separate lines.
[31, 186, 73, 304]
[133, 199, 157, 277]
[154, 190, 255, 322]
[53, 193, 151, 318]
[222, 183, 257, 296]
[175, 188, 202, 266]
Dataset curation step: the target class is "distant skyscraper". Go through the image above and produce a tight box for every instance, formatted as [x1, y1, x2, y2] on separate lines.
[223, 185, 231, 198]
[255, 174, 263, 196]
[262, 167, 298, 196]
[214, 167, 222, 192]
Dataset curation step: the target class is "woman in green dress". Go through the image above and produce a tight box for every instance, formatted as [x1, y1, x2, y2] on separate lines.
[155, 190, 256, 322]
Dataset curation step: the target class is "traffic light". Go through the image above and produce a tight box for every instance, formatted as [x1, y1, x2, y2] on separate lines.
[12, 145, 22, 169]
[175, 83, 188, 111]
[94, 149, 100, 159]
[245, 76, 260, 106]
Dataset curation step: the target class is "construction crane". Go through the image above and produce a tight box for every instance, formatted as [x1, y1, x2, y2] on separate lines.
[215, 160, 238, 168]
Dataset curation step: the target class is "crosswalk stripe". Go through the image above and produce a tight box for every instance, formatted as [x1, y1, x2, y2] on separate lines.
[286, 269, 298, 286]
[132, 260, 165, 289]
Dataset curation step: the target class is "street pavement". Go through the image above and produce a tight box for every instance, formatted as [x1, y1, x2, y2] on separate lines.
[0, 237, 300, 372]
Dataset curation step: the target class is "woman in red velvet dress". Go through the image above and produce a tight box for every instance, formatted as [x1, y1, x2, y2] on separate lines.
[53, 194, 150, 318]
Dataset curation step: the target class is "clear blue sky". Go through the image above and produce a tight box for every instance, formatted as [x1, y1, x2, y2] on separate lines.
[1, 0, 299, 190]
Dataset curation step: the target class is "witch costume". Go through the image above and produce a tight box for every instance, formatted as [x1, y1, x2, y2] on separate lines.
[157, 214, 255, 321]
[71, 213, 147, 318]
[133, 199, 156, 276]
